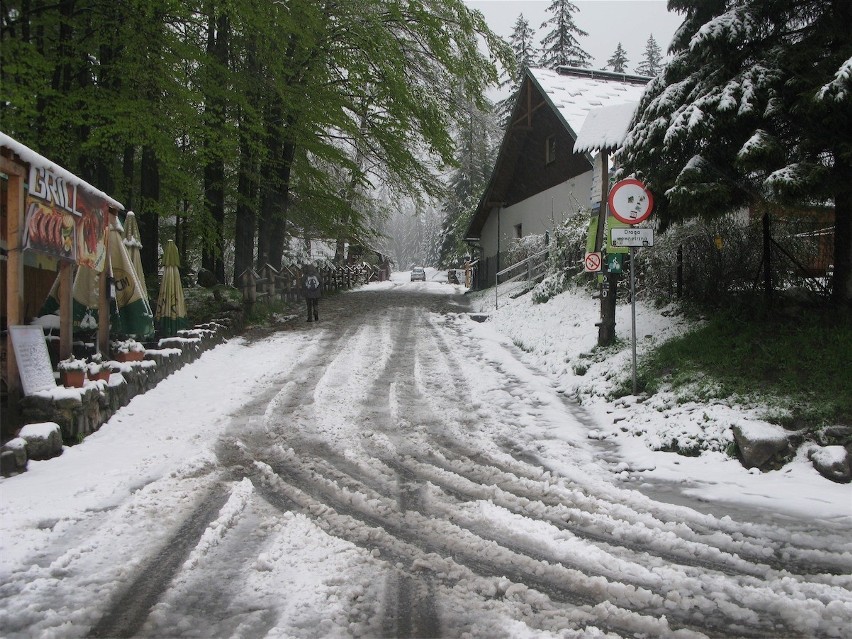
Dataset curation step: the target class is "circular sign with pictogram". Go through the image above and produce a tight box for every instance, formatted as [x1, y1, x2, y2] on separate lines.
[584, 252, 602, 272]
[608, 178, 654, 225]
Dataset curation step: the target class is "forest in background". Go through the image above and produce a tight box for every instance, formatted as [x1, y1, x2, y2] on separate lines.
[1, 0, 509, 284]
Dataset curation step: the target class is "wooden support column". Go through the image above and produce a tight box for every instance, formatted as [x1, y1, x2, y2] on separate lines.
[2, 156, 26, 415]
[59, 261, 73, 359]
[97, 212, 112, 355]
[595, 150, 618, 347]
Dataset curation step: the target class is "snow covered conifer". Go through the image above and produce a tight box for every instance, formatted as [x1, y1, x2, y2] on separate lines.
[496, 13, 539, 125]
[634, 34, 663, 77]
[538, 0, 591, 70]
[606, 43, 629, 73]
[619, 0, 852, 306]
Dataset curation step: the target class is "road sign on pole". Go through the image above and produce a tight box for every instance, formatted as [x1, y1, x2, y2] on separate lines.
[584, 252, 602, 273]
[611, 228, 654, 247]
[608, 179, 654, 225]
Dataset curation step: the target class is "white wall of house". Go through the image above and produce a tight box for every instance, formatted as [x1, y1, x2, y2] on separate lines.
[479, 171, 593, 260]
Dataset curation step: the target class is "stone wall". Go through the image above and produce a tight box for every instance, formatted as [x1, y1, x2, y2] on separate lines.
[1, 317, 241, 477]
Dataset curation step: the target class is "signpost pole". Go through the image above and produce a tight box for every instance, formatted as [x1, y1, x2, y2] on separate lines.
[630, 246, 637, 395]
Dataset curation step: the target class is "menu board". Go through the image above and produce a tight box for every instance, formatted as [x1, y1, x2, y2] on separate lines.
[9, 325, 56, 395]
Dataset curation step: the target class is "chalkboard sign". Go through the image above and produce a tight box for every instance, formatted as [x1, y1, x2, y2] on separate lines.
[9, 325, 56, 395]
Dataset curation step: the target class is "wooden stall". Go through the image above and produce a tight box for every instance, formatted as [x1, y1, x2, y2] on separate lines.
[1, 133, 123, 430]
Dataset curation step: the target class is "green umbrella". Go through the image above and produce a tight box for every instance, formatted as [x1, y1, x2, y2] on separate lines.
[122, 211, 148, 303]
[110, 221, 154, 339]
[155, 240, 187, 337]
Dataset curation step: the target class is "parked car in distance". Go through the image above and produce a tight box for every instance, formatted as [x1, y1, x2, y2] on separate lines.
[410, 267, 426, 281]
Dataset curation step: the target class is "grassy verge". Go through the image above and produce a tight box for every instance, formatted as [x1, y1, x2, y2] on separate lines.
[634, 303, 852, 431]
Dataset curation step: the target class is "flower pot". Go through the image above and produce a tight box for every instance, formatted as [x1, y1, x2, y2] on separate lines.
[115, 351, 144, 362]
[60, 369, 86, 388]
[88, 369, 110, 382]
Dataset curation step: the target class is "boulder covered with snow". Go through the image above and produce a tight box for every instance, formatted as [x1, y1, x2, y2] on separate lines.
[808, 445, 852, 484]
[0, 437, 28, 476]
[730, 421, 791, 471]
[18, 422, 63, 460]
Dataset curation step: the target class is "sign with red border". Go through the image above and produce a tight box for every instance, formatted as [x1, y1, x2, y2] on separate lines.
[608, 178, 654, 225]
[584, 252, 602, 272]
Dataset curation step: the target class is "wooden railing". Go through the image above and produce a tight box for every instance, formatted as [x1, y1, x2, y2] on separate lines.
[238, 263, 379, 305]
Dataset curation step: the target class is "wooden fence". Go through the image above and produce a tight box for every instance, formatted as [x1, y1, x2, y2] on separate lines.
[238, 263, 381, 305]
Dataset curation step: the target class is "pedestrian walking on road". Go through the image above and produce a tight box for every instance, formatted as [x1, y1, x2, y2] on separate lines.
[302, 266, 321, 322]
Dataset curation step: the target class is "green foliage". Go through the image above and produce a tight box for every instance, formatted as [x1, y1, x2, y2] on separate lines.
[638, 305, 852, 430]
[1, 0, 511, 280]
[620, 0, 852, 303]
[538, 0, 591, 69]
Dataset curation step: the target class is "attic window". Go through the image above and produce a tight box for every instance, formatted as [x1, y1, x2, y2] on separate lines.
[545, 136, 556, 165]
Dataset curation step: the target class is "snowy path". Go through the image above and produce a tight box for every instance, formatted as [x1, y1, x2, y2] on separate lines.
[1, 276, 850, 638]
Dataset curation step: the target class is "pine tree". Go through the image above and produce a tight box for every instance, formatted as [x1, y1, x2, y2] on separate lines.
[634, 34, 663, 76]
[606, 42, 629, 73]
[496, 13, 539, 125]
[538, 0, 591, 69]
[620, 0, 852, 305]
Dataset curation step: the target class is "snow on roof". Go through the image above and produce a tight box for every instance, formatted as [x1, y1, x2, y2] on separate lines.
[0, 131, 124, 210]
[528, 67, 649, 139]
[573, 102, 639, 153]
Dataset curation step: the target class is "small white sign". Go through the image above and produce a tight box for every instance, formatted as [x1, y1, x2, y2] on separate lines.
[611, 228, 654, 247]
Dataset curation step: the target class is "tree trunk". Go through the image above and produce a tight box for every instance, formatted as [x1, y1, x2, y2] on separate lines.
[833, 156, 852, 307]
[267, 141, 295, 269]
[233, 123, 257, 285]
[139, 145, 160, 277]
[201, 9, 229, 283]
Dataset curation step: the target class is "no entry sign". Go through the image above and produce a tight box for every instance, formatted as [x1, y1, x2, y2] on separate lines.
[608, 179, 654, 225]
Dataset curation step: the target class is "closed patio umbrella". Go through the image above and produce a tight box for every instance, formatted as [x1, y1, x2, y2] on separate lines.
[122, 211, 148, 303]
[155, 240, 187, 337]
[109, 219, 154, 339]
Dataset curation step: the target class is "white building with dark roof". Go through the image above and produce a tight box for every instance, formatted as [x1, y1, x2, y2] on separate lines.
[465, 66, 650, 289]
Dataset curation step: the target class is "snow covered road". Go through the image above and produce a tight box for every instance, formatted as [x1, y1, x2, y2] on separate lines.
[1, 275, 851, 638]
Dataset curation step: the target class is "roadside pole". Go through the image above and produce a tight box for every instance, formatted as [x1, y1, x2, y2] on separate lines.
[630, 246, 637, 394]
[608, 179, 655, 396]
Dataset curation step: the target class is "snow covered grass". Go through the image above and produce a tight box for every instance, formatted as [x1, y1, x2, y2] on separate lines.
[466, 282, 851, 521]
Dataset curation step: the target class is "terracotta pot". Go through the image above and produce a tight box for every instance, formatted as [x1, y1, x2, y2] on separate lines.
[88, 369, 110, 382]
[60, 369, 86, 388]
[115, 351, 144, 362]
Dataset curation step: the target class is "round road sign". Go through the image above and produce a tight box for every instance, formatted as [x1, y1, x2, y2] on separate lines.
[584, 252, 602, 272]
[608, 178, 654, 225]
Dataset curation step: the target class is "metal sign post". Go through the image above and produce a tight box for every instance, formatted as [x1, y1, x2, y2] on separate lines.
[608, 179, 655, 396]
[630, 246, 638, 395]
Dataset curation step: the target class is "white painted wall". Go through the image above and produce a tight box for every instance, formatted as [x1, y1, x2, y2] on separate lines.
[480, 171, 594, 259]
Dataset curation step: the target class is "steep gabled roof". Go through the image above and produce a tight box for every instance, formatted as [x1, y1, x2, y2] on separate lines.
[465, 67, 650, 241]
[528, 67, 648, 139]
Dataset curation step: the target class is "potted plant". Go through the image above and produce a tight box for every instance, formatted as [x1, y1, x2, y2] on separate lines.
[57, 356, 87, 388]
[112, 339, 145, 362]
[87, 353, 110, 381]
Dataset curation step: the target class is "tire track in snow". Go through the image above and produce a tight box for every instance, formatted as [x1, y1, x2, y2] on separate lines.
[87, 485, 232, 638]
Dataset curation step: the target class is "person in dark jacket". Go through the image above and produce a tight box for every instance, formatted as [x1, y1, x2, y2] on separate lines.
[302, 267, 321, 322]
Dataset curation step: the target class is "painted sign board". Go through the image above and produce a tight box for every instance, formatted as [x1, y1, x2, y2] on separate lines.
[611, 228, 655, 247]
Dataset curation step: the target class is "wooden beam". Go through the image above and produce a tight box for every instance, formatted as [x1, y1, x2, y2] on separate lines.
[59, 261, 73, 359]
[1, 155, 27, 177]
[97, 211, 113, 355]
[5, 163, 26, 412]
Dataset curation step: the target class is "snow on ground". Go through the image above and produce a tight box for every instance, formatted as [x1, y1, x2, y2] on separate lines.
[0, 269, 850, 638]
[466, 283, 851, 524]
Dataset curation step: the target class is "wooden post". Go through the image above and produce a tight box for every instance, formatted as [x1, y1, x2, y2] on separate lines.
[2, 156, 26, 418]
[595, 150, 618, 347]
[58, 261, 74, 359]
[97, 212, 112, 355]
[762, 212, 772, 305]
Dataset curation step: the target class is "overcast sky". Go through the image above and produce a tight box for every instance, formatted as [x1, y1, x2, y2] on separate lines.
[465, 0, 685, 74]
